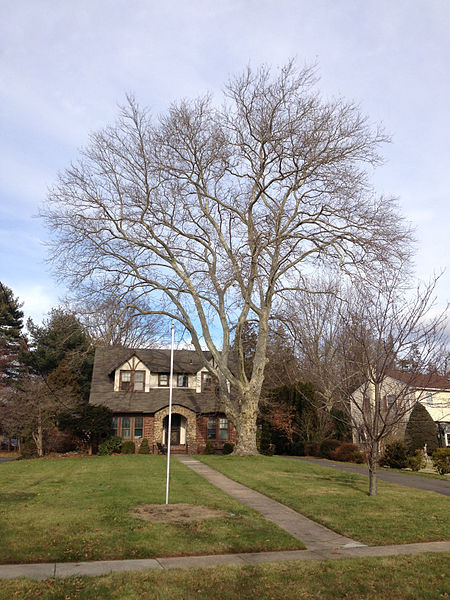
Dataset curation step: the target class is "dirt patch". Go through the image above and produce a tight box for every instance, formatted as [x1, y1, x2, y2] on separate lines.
[131, 503, 230, 523]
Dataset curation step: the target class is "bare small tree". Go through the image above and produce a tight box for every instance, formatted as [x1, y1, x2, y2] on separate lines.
[0, 371, 79, 456]
[43, 61, 411, 454]
[286, 271, 447, 495]
[341, 273, 447, 495]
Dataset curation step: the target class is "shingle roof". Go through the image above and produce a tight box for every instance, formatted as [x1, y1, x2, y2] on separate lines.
[388, 370, 450, 391]
[103, 346, 212, 375]
[89, 346, 222, 414]
[90, 388, 221, 414]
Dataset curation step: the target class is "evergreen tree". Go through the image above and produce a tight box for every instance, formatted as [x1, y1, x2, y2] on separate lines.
[15, 309, 95, 455]
[59, 404, 113, 455]
[25, 309, 94, 401]
[0, 282, 25, 388]
[405, 402, 438, 453]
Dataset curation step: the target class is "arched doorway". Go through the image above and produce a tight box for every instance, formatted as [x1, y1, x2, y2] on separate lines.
[163, 414, 187, 446]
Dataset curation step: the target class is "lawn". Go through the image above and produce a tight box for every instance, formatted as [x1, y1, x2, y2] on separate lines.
[198, 455, 450, 545]
[1, 553, 449, 599]
[0, 455, 302, 564]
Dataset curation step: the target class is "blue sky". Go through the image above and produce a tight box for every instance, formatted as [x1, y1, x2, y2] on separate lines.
[1, 0, 449, 326]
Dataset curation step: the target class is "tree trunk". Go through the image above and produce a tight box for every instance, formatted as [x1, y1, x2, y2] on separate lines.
[32, 425, 44, 457]
[368, 443, 379, 496]
[233, 392, 259, 455]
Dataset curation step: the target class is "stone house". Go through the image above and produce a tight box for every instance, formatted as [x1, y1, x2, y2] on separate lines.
[89, 346, 236, 453]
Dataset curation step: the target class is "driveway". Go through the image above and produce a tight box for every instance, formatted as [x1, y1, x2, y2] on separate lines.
[286, 456, 450, 496]
[0, 457, 17, 463]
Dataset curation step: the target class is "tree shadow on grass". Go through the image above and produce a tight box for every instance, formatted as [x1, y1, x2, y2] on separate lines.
[316, 472, 368, 494]
[0, 491, 37, 504]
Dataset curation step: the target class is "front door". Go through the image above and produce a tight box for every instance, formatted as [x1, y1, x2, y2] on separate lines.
[163, 414, 181, 445]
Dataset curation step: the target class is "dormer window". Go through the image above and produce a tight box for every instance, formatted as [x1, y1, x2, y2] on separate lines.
[158, 373, 169, 387]
[177, 374, 189, 388]
[202, 372, 213, 392]
[119, 370, 145, 392]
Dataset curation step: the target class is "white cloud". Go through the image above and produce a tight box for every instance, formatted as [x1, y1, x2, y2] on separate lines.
[14, 284, 58, 325]
[0, 0, 449, 320]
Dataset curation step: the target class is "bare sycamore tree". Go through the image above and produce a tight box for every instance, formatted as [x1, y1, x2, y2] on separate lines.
[68, 289, 160, 348]
[43, 62, 411, 454]
[286, 272, 447, 495]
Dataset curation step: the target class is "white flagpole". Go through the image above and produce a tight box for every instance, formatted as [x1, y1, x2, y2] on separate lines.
[165, 321, 175, 504]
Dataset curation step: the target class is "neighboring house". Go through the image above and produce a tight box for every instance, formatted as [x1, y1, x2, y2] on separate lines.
[89, 346, 235, 453]
[351, 370, 450, 448]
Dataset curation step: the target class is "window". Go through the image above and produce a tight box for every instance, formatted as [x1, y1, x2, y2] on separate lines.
[119, 370, 145, 392]
[202, 372, 213, 392]
[134, 416, 143, 438]
[113, 415, 143, 440]
[207, 416, 229, 441]
[121, 416, 131, 439]
[363, 395, 370, 413]
[133, 371, 145, 392]
[158, 373, 169, 387]
[219, 418, 229, 440]
[177, 374, 189, 387]
[207, 417, 217, 439]
[424, 393, 433, 406]
[446, 432, 450, 447]
[386, 395, 395, 407]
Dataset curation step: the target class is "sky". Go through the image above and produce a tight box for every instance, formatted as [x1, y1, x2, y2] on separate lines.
[1, 0, 449, 329]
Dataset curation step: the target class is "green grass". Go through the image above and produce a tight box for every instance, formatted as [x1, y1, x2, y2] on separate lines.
[0, 455, 302, 564]
[198, 455, 450, 545]
[1, 553, 449, 599]
[379, 466, 450, 481]
[307, 455, 450, 480]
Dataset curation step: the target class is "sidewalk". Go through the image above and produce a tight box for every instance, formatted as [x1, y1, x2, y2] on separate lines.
[1, 456, 449, 581]
[1, 541, 449, 580]
[176, 455, 364, 552]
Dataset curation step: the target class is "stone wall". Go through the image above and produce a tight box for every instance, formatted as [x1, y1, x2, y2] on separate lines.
[154, 405, 198, 453]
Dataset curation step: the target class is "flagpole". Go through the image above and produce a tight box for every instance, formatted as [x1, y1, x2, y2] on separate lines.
[165, 321, 175, 504]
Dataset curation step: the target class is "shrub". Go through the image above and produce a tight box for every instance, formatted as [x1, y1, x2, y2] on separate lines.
[290, 441, 305, 456]
[431, 447, 450, 475]
[98, 435, 122, 456]
[319, 439, 341, 459]
[222, 442, 234, 455]
[353, 450, 364, 464]
[407, 449, 426, 472]
[261, 443, 275, 456]
[138, 438, 150, 454]
[380, 441, 409, 469]
[304, 442, 320, 457]
[405, 402, 438, 454]
[20, 438, 38, 458]
[203, 441, 215, 455]
[121, 441, 136, 454]
[330, 442, 360, 463]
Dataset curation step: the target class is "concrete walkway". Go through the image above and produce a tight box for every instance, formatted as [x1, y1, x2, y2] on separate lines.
[289, 456, 450, 496]
[176, 455, 364, 552]
[1, 456, 449, 581]
[1, 541, 449, 580]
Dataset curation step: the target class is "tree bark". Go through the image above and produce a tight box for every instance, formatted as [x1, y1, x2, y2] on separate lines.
[32, 424, 43, 457]
[368, 443, 379, 496]
[233, 391, 259, 455]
